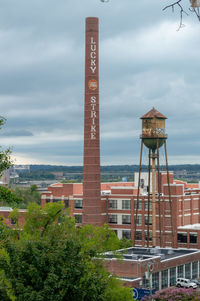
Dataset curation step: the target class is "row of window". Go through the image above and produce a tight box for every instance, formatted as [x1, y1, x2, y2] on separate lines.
[135, 230, 152, 241]
[112, 229, 153, 241]
[109, 199, 131, 210]
[110, 229, 198, 244]
[108, 214, 152, 226]
[46, 198, 69, 208]
[143, 261, 200, 291]
[47, 198, 154, 211]
[134, 200, 152, 211]
[177, 232, 197, 244]
[108, 215, 131, 225]
[112, 229, 131, 240]
[109, 199, 153, 211]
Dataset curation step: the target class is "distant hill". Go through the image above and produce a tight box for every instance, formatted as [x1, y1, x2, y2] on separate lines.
[28, 164, 200, 173]
[15, 164, 200, 183]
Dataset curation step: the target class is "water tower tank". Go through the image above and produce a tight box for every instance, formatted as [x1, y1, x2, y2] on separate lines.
[140, 108, 167, 150]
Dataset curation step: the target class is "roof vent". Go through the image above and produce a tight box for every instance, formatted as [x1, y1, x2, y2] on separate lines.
[159, 254, 165, 260]
[150, 248, 159, 254]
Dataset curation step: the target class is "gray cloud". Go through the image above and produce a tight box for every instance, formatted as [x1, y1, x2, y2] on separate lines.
[0, 0, 199, 165]
[1, 129, 33, 137]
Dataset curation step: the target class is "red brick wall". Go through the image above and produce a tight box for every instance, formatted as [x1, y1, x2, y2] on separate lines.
[0, 210, 26, 228]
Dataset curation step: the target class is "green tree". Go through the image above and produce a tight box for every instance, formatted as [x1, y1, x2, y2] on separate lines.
[119, 238, 133, 249]
[77, 224, 121, 254]
[0, 118, 13, 175]
[0, 203, 133, 301]
[0, 186, 23, 206]
[14, 185, 41, 206]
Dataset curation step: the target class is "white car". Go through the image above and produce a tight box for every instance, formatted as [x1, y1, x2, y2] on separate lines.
[176, 278, 197, 289]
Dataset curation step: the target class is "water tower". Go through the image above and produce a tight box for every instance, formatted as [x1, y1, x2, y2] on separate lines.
[134, 108, 174, 248]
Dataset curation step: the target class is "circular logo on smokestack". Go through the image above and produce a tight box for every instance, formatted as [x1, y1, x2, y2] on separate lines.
[88, 79, 98, 90]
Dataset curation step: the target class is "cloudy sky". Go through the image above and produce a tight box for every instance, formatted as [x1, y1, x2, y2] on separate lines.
[0, 0, 199, 166]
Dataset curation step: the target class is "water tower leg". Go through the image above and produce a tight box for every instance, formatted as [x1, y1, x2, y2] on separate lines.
[164, 140, 175, 248]
[147, 148, 151, 247]
[133, 140, 143, 246]
[156, 140, 162, 247]
[152, 150, 156, 247]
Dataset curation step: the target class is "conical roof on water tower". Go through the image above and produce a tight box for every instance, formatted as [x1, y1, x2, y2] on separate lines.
[140, 107, 167, 151]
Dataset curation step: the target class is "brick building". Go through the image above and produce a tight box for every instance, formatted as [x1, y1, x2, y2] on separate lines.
[0, 207, 26, 228]
[104, 247, 200, 290]
[41, 171, 200, 249]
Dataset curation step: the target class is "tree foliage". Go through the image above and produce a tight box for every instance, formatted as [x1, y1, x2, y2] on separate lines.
[0, 203, 133, 300]
[0, 185, 41, 209]
[0, 186, 23, 206]
[14, 185, 41, 207]
[0, 117, 13, 176]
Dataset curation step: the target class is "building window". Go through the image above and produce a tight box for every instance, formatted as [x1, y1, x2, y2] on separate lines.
[113, 229, 118, 236]
[135, 231, 142, 241]
[192, 262, 198, 279]
[122, 230, 131, 240]
[152, 272, 159, 291]
[122, 199, 131, 210]
[74, 214, 82, 224]
[134, 199, 142, 210]
[142, 275, 149, 288]
[177, 265, 184, 278]
[177, 232, 187, 243]
[185, 263, 191, 279]
[64, 199, 69, 208]
[134, 214, 142, 226]
[161, 270, 168, 289]
[11, 218, 16, 225]
[109, 200, 117, 209]
[145, 215, 152, 226]
[145, 200, 152, 211]
[145, 231, 152, 242]
[74, 199, 82, 209]
[190, 233, 197, 244]
[122, 215, 131, 225]
[53, 199, 60, 203]
[46, 198, 50, 203]
[108, 215, 117, 224]
[170, 267, 176, 286]
[140, 179, 145, 188]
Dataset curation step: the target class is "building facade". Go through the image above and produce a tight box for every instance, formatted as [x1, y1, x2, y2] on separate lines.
[41, 171, 200, 249]
[104, 247, 200, 290]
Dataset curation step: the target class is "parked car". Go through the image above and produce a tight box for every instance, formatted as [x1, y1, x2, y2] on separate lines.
[176, 278, 197, 289]
[190, 279, 200, 287]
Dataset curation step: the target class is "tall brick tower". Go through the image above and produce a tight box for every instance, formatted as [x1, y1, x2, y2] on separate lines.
[83, 17, 102, 226]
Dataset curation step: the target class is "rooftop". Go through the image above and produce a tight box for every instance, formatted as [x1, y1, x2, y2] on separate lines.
[178, 224, 200, 230]
[140, 107, 167, 119]
[105, 247, 199, 261]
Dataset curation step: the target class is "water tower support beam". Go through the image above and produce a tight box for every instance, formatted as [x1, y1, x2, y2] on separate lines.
[157, 139, 162, 247]
[133, 140, 143, 246]
[147, 148, 151, 247]
[152, 150, 156, 247]
[164, 140, 175, 248]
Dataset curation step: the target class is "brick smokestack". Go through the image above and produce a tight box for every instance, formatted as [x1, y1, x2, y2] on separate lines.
[83, 17, 102, 226]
